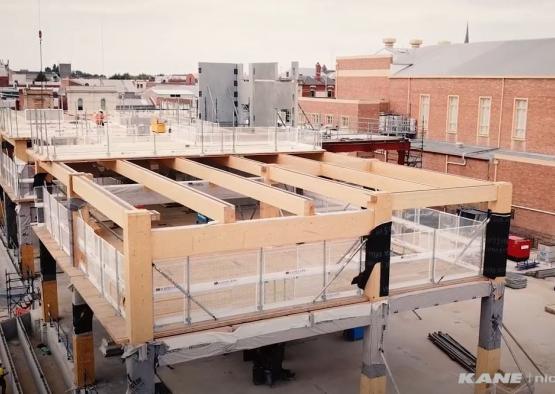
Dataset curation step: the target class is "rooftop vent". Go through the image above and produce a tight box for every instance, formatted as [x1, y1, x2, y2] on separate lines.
[383, 37, 396, 48]
[437, 40, 451, 45]
[409, 39, 423, 48]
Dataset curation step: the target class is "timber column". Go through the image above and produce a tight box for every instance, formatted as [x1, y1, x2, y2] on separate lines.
[352, 193, 393, 394]
[475, 182, 512, 394]
[72, 289, 95, 387]
[123, 210, 156, 393]
[39, 241, 59, 321]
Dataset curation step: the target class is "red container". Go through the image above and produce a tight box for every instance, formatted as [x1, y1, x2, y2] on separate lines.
[507, 235, 531, 262]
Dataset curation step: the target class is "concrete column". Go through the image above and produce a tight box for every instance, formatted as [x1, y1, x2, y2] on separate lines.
[39, 241, 58, 320]
[124, 343, 166, 394]
[475, 194, 511, 394]
[475, 283, 504, 394]
[72, 290, 95, 388]
[360, 303, 388, 394]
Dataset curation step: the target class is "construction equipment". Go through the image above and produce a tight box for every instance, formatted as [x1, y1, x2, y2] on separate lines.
[507, 235, 532, 262]
[150, 117, 167, 133]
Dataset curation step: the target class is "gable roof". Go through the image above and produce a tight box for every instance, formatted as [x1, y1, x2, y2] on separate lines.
[390, 38, 555, 77]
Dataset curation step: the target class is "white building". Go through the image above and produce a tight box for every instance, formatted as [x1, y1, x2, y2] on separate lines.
[66, 86, 119, 115]
[198, 61, 299, 127]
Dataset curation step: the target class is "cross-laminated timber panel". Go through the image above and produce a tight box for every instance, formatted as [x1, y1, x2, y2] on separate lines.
[162, 158, 315, 216]
[103, 160, 236, 223]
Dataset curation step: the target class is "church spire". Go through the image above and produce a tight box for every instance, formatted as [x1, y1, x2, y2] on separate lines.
[464, 22, 470, 44]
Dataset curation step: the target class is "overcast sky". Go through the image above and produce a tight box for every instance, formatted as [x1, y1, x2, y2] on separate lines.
[2, 0, 555, 75]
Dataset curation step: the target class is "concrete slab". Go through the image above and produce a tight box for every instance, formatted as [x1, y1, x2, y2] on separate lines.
[157, 277, 555, 394]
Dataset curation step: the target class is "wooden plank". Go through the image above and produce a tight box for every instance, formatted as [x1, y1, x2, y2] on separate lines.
[123, 210, 154, 344]
[151, 210, 374, 259]
[105, 160, 236, 223]
[360, 375, 386, 394]
[165, 158, 314, 216]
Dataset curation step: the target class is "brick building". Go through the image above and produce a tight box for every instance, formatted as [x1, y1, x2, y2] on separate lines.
[303, 38, 555, 243]
[298, 62, 335, 99]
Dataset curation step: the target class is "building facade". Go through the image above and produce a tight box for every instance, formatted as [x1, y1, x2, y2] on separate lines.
[301, 38, 555, 242]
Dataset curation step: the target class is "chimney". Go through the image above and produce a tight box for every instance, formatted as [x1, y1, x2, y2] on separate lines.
[315, 62, 322, 81]
[382, 37, 396, 48]
[409, 39, 423, 49]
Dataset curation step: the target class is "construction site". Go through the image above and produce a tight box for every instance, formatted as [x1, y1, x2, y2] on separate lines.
[0, 102, 551, 394]
[1, 2, 555, 393]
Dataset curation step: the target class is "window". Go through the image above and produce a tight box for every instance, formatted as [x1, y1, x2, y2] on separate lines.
[77, 98, 83, 111]
[311, 113, 321, 125]
[513, 99, 528, 139]
[446, 95, 459, 133]
[325, 115, 333, 125]
[418, 95, 430, 134]
[341, 116, 349, 128]
[477, 97, 491, 136]
[233, 68, 238, 75]
[327, 90, 333, 98]
[233, 80, 238, 87]
[198, 67, 202, 74]
[310, 89, 315, 97]
[100, 98, 106, 111]
[233, 91, 238, 98]
[199, 90, 202, 97]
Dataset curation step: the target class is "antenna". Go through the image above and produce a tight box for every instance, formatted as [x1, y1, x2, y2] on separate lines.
[38, 0, 45, 108]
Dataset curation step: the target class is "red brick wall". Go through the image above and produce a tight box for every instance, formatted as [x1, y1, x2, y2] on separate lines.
[419, 151, 555, 242]
[336, 77, 390, 101]
[336, 56, 391, 100]
[298, 98, 387, 128]
[389, 77, 555, 155]
[336, 56, 392, 70]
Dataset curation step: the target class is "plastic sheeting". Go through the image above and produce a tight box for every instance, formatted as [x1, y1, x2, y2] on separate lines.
[42, 187, 71, 255]
[74, 216, 125, 315]
[159, 301, 382, 364]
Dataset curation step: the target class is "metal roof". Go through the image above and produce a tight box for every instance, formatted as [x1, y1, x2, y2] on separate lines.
[391, 38, 555, 77]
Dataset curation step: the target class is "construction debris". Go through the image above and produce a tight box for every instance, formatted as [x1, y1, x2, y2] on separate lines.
[428, 331, 476, 372]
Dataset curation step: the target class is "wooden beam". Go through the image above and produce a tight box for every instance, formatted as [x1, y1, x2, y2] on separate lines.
[215, 156, 375, 208]
[123, 210, 154, 344]
[104, 160, 236, 223]
[72, 174, 133, 228]
[319, 152, 488, 188]
[163, 158, 314, 216]
[390, 184, 499, 209]
[151, 209, 374, 259]
[488, 182, 512, 213]
[38, 160, 136, 227]
[276, 154, 435, 192]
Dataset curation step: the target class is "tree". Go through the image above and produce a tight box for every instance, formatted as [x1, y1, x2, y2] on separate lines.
[35, 72, 48, 82]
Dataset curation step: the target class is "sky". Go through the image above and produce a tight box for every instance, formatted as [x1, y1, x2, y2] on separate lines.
[1, 0, 555, 76]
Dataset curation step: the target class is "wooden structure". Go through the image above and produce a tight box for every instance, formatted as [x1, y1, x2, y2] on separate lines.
[0, 122, 512, 394]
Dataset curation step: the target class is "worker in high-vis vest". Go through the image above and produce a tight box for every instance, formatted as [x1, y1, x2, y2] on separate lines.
[0, 362, 7, 394]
